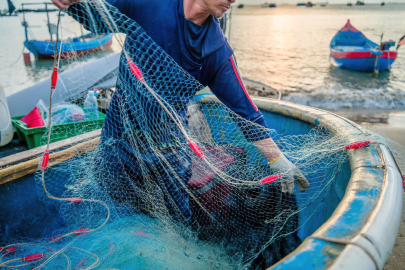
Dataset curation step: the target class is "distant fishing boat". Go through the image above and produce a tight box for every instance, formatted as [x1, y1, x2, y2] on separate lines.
[381, 2, 385, 5]
[21, 2, 112, 59]
[0, 0, 17, 16]
[347, 2, 353, 6]
[306, 2, 314, 7]
[297, 2, 307, 6]
[355, 1, 365, 5]
[269, 3, 277, 7]
[330, 20, 399, 73]
[238, 4, 244, 8]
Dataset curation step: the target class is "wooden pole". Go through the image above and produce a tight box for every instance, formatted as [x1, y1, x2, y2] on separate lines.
[0, 137, 100, 185]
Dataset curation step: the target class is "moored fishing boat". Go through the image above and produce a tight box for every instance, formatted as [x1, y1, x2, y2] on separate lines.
[21, 2, 113, 59]
[24, 33, 113, 59]
[330, 20, 399, 72]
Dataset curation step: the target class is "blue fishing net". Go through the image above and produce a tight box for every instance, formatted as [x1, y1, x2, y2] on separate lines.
[1, 1, 404, 269]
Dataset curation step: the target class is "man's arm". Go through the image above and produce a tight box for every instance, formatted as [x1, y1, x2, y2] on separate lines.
[208, 54, 309, 193]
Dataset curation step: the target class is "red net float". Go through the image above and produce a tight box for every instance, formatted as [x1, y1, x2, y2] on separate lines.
[22, 253, 46, 262]
[75, 258, 85, 269]
[188, 139, 204, 158]
[51, 67, 58, 90]
[345, 141, 370, 150]
[41, 150, 50, 171]
[127, 60, 145, 82]
[66, 197, 83, 203]
[402, 175, 405, 191]
[258, 174, 282, 185]
[49, 234, 63, 242]
[4, 246, 17, 254]
[72, 229, 92, 235]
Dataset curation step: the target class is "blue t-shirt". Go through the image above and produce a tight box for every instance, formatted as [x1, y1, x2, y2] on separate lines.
[68, 0, 270, 143]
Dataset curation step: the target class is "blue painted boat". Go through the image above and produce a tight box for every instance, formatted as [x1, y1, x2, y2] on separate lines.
[330, 20, 397, 72]
[20, 3, 113, 59]
[24, 33, 113, 59]
[1, 91, 403, 268]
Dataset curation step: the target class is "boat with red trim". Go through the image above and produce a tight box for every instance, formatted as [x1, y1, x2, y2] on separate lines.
[21, 2, 113, 59]
[330, 20, 397, 72]
[24, 33, 113, 59]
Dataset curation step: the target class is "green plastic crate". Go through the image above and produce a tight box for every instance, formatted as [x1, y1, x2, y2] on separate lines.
[12, 111, 106, 149]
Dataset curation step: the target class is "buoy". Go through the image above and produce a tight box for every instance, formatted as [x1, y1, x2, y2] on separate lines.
[23, 53, 31, 66]
[0, 82, 13, 147]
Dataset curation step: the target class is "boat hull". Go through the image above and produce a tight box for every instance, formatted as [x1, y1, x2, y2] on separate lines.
[330, 20, 398, 72]
[330, 50, 397, 72]
[24, 33, 113, 59]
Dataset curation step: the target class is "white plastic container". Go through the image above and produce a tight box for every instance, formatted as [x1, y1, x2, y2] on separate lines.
[0, 82, 13, 147]
[84, 91, 99, 120]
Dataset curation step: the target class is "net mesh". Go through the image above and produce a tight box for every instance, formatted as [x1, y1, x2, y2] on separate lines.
[1, 1, 405, 269]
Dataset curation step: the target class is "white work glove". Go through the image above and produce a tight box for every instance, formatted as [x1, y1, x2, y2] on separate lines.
[269, 155, 310, 194]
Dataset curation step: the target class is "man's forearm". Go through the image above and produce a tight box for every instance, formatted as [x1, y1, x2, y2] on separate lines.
[253, 137, 282, 162]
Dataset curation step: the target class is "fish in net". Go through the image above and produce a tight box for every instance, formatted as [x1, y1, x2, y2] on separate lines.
[1, 0, 405, 269]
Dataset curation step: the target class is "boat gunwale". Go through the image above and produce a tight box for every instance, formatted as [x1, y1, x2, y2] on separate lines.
[249, 97, 402, 270]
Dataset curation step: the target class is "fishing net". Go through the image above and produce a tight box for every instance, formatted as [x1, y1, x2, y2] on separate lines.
[1, 1, 405, 269]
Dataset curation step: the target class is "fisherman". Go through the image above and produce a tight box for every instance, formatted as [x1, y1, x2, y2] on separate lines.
[51, 0, 310, 224]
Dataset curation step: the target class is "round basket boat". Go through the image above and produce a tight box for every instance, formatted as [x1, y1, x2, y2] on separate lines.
[0, 96, 402, 270]
[252, 97, 403, 270]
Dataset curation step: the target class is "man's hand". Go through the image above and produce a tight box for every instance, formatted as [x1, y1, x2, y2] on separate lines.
[51, 0, 81, 9]
[269, 155, 310, 194]
[253, 138, 310, 194]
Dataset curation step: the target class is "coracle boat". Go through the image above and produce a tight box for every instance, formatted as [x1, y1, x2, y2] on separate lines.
[1, 93, 402, 269]
[330, 20, 398, 72]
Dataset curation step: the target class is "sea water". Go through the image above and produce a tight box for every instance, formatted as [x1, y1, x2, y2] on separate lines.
[1, 2, 405, 111]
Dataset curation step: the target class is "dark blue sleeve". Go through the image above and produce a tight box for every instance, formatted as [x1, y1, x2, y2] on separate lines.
[67, 0, 135, 34]
[208, 54, 271, 142]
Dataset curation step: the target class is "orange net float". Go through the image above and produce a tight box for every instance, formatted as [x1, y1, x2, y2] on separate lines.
[345, 141, 370, 150]
[188, 139, 204, 158]
[51, 67, 58, 90]
[258, 174, 282, 185]
[72, 229, 93, 236]
[41, 150, 50, 171]
[4, 246, 17, 254]
[127, 60, 145, 82]
[21, 253, 46, 262]
[402, 175, 405, 191]
[66, 197, 83, 203]
[49, 234, 63, 242]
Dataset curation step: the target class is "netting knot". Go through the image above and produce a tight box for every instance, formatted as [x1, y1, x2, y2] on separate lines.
[345, 141, 370, 150]
[22, 253, 46, 262]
